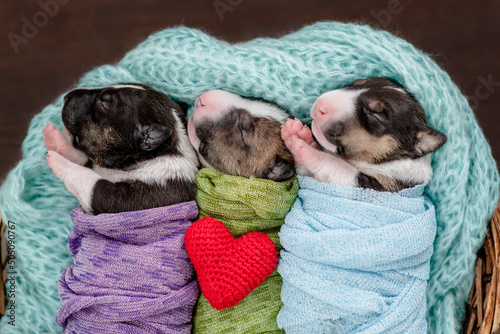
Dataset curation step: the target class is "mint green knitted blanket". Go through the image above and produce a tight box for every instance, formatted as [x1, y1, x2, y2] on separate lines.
[0, 22, 498, 334]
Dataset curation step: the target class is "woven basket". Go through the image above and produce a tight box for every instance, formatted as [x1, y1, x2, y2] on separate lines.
[0, 206, 499, 329]
[462, 204, 500, 333]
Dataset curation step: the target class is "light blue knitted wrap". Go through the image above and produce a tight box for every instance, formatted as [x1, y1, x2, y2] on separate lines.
[0, 22, 498, 334]
[278, 177, 436, 333]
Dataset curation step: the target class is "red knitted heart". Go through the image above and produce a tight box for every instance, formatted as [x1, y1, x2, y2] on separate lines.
[184, 216, 279, 310]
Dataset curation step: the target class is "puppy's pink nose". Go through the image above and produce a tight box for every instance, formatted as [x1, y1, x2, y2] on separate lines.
[193, 91, 224, 121]
[196, 93, 207, 108]
[312, 99, 332, 119]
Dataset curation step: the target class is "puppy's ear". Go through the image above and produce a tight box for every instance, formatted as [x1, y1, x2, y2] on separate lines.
[257, 155, 296, 182]
[134, 124, 173, 151]
[411, 127, 447, 158]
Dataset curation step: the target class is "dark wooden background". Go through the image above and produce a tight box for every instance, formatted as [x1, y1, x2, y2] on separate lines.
[1, 0, 499, 181]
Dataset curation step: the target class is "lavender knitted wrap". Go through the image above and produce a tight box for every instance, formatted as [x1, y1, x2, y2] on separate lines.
[56, 201, 200, 333]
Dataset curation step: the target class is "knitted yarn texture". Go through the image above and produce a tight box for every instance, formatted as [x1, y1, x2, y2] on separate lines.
[185, 216, 279, 310]
[0, 22, 498, 333]
[57, 202, 199, 333]
[192, 168, 298, 333]
[278, 177, 436, 333]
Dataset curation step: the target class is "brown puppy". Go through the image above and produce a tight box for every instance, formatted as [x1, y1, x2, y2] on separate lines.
[187, 90, 295, 181]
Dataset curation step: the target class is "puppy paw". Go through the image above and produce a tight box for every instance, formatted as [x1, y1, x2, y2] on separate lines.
[281, 118, 302, 145]
[296, 123, 317, 149]
[281, 118, 317, 151]
[43, 123, 88, 165]
[46, 150, 71, 180]
[43, 123, 68, 152]
[47, 150, 100, 210]
[290, 138, 316, 167]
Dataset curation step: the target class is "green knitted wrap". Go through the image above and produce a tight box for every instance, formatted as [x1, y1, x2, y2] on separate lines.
[193, 168, 299, 333]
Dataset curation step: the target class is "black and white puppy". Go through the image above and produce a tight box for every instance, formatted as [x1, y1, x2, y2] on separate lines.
[281, 78, 447, 192]
[44, 84, 199, 214]
[187, 90, 295, 181]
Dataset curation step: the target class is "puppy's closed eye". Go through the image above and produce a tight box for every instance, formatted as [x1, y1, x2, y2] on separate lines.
[237, 113, 256, 143]
[239, 115, 255, 132]
[363, 106, 386, 125]
[99, 94, 112, 112]
[256, 155, 295, 182]
[135, 124, 173, 151]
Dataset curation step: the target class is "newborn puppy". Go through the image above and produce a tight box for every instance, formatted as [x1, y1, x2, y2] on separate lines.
[282, 78, 447, 191]
[187, 90, 295, 181]
[44, 83, 199, 214]
[185, 90, 298, 333]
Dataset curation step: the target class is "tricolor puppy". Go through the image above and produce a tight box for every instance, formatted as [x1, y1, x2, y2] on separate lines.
[281, 78, 447, 192]
[44, 84, 199, 214]
[187, 90, 295, 181]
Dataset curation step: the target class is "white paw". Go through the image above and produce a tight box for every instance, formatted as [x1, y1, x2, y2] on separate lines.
[43, 123, 88, 165]
[281, 118, 318, 151]
[46, 150, 72, 180]
[46, 150, 100, 211]
[290, 138, 321, 168]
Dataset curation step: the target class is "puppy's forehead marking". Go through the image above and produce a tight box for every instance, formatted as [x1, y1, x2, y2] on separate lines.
[211, 90, 288, 123]
[108, 84, 146, 91]
[368, 98, 384, 112]
[238, 98, 289, 124]
[383, 86, 407, 94]
[67, 84, 147, 94]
